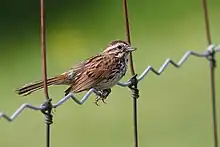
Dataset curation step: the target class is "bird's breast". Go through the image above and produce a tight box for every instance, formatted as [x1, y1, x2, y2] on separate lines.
[96, 57, 128, 89]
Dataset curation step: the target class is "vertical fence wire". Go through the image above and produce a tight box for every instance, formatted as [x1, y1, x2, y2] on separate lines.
[209, 47, 218, 147]
[40, 0, 52, 147]
[202, 0, 212, 45]
[41, 0, 48, 98]
[202, 0, 218, 147]
[122, 0, 134, 75]
[122, 1, 139, 147]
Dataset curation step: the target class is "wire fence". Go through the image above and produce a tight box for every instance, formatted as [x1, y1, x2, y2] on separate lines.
[0, 0, 219, 147]
[0, 44, 219, 120]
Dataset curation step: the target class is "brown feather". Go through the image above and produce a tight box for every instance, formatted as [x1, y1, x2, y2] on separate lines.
[70, 54, 116, 93]
[16, 75, 68, 96]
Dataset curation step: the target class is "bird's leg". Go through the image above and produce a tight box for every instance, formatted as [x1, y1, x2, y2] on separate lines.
[101, 89, 111, 104]
[94, 89, 111, 105]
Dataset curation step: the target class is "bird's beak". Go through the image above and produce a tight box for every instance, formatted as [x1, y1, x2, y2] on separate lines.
[127, 47, 137, 52]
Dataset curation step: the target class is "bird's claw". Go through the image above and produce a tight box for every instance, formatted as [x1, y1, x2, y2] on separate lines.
[94, 89, 111, 106]
[94, 96, 107, 106]
[102, 98, 107, 104]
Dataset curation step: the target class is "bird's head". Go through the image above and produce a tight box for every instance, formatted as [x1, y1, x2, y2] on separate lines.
[103, 40, 136, 58]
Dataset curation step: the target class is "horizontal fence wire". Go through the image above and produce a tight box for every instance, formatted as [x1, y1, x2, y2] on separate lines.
[0, 44, 219, 121]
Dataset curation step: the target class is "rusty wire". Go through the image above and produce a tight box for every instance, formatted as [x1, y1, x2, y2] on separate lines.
[40, 0, 53, 147]
[41, 0, 49, 99]
[122, 0, 139, 147]
[202, 0, 212, 45]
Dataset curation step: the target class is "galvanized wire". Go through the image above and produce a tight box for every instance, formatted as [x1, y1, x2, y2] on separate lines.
[118, 45, 215, 86]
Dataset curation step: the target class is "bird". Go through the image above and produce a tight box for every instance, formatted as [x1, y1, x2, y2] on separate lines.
[16, 40, 136, 104]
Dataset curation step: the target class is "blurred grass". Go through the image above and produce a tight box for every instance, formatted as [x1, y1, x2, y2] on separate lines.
[0, 0, 220, 147]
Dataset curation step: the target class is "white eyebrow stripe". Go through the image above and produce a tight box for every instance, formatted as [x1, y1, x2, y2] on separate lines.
[105, 43, 124, 51]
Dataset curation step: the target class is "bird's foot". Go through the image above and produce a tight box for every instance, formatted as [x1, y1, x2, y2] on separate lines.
[94, 96, 107, 106]
[94, 89, 111, 106]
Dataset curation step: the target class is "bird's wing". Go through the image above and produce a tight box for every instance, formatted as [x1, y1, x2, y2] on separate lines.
[71, 54, 117, 93]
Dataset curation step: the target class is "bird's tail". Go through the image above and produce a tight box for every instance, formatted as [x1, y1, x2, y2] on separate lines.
[16, 75, 67, 96]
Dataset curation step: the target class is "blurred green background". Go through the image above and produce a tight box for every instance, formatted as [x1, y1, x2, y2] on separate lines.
[0, 0, 220, 147]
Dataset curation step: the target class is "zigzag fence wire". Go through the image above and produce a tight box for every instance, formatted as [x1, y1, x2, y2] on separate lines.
[0, 44, 219, 121]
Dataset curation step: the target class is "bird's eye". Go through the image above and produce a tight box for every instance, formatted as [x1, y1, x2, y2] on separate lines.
[118, 45, 122, 49]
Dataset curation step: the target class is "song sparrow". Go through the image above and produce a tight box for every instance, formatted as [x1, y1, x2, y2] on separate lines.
[16, 40, 136, 104]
